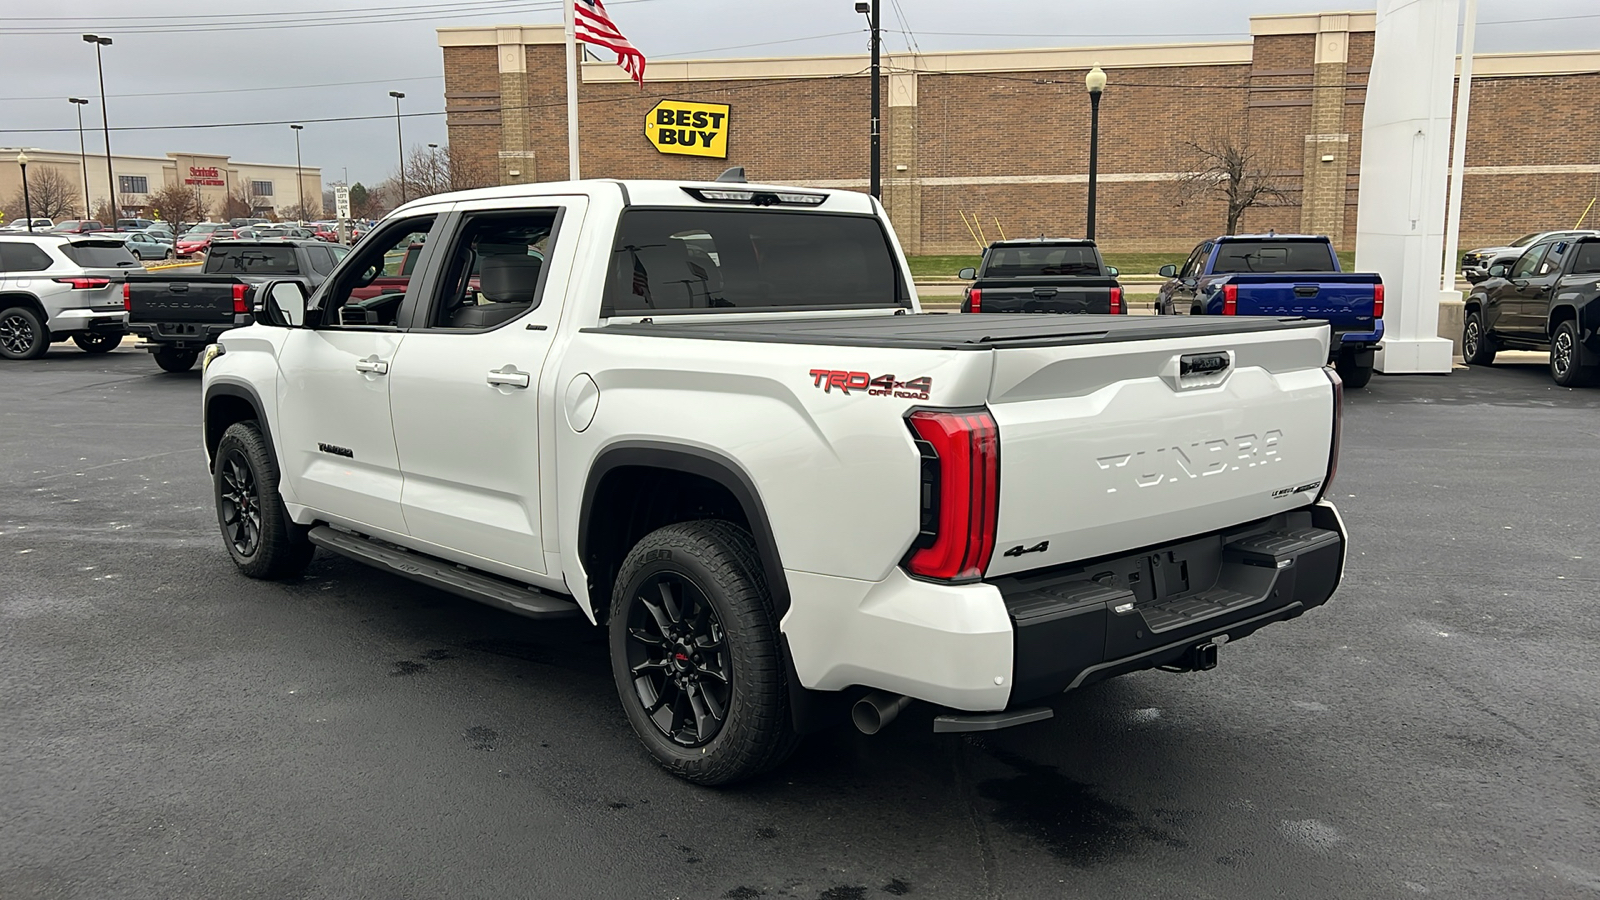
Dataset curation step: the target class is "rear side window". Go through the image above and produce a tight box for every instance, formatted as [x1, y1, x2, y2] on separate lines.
[1212, 241, 1336, 273]
[0, 241, 55, 273]
[604, 209, 908, 315]
[982, 244, 1100, 277]
[59, 241, 138, 269]
[205, 245, 302, 275]
[1571, 242, 1600, 275]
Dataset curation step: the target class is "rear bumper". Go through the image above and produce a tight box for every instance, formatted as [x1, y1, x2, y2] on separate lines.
[46, 308, 127, 335]
[781, 502, 1346, 714]
[994, 502, 1346, 705]
[128, 320, 236, 350]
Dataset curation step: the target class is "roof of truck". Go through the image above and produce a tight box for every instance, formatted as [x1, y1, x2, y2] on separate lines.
[388, 178, 876, 217]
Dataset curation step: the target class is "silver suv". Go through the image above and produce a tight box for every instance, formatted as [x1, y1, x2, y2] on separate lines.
[0, 234, 137, 359]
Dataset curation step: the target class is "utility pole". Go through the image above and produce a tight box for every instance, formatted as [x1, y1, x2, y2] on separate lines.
[83, 35, 116, 222]
[68, 99, 91, 218]
[290, 124, 305, 221]
[854, 1, 881, 199]
[389, 91, 407, 204]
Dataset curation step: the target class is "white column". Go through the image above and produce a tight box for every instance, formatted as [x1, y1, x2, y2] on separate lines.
[564, 2, 580, 181]
[1354, 0, 1458, 374]
[1440, 0, 1478, 292]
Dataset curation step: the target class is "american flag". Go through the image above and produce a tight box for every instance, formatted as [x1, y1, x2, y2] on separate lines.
[575, 0, 646, 87]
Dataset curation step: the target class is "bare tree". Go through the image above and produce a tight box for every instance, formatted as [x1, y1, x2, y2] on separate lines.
[1177, 138, 1290, 235]
[9, 167, 83, 221]
[149, 183, 210, 231]
[221, 183, 253, 221]
[393, 144, 499, 202]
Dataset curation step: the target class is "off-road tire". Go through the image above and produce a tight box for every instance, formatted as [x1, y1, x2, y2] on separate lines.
[214, 421, 314, 579]
[609, 520, 800, 785]
[1462, 311, 1497, 366]
[153, 347, 199, 373]
[1335, 349, 1374, 389]
[0, 305, 50, 360]
[1549, 319, 1597, 387]
[72, 332, 120, 354]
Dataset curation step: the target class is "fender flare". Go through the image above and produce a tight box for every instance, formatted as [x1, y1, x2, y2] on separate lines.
[203, 380, 279, 473]
[579, 440, 789, 617]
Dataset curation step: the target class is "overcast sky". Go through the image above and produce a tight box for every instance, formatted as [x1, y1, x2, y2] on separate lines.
[1, 0, 1592, 186]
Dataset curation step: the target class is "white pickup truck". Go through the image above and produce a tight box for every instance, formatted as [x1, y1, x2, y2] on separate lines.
[202, 178, 1347, 784]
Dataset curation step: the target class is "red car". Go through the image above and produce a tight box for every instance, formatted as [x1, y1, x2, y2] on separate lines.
[174, 223, 236, 258]
[50, 220, 106, 234]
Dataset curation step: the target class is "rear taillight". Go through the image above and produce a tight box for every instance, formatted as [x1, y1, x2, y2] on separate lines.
[1109, 286, 1123, 315]
[232, 283, 249, 314]
[968, 288, 982, 313]
[53, 277, 111, 290]
[904, 409, 1000, 582]
[122, 283, 131, 311]
[1222, 283, 1238, 315]
[1373, 283, 1384, 319]
[1314, 366, 1343, 504]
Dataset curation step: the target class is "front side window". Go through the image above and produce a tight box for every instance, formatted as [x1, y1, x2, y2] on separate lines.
[1510, 244, 1549, 280]
[1541, 242, 1567, 276]
[604, 209, 907, 315]
[317, 216, 436, 328]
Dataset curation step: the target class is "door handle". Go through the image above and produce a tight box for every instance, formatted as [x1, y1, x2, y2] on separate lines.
[354, 355, 389, 375]
[487, 365, 530, 389]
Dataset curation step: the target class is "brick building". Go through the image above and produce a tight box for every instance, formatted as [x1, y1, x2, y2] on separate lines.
[438, 11, 1600, 254]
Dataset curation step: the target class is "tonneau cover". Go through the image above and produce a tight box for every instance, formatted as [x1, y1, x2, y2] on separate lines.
[590, 312, 1325, 351]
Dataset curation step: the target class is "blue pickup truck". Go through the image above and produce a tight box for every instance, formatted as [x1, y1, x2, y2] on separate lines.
[1155, 234, 1383, 387]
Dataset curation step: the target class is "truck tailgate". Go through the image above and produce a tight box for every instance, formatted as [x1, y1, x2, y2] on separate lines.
[975, 284, 1117, 315]
[985, 322, 1334, 576]
[126, 278, 240, 324]
[1229, 273, 1378, 322]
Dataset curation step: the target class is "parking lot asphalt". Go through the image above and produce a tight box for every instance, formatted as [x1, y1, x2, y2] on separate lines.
[3, 345, 1598, 900]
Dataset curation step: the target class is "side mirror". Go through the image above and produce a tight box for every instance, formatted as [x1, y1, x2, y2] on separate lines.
[259, 280, 308, 327]
[958, 267, 977, 280]
[1488, 264, 1508, 278]
[1106, 266, 1119, 277]
[1158, 265, 1178, 278]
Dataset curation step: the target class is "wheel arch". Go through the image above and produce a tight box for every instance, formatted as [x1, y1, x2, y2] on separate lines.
[579, 442, 789, 626]
[1547, 303, 1578, 335]
[1463, 295, 1485, 317]
[204, 381, 279, 473]
[0, 291, 47, 319]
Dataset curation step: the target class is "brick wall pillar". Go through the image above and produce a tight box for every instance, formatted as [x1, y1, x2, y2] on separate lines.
[1300, 14, 1353, 242]
[883, 70, 921, 254]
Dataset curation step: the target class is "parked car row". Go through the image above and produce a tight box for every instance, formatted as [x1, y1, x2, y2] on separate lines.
[1462, 230, 1599, 283]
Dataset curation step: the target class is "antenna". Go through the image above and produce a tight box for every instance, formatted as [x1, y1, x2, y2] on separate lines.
[715, 167, 747, 183]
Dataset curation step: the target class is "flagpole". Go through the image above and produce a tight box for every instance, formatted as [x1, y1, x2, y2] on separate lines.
[565, 0, 581, 180]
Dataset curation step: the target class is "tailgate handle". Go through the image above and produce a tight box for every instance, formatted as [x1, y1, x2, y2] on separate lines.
[1032, 288, 1058, 297]
[169, 283, 189, 292]
[1293, 285, 1319, 297]
[1162, 350, 1235, 391]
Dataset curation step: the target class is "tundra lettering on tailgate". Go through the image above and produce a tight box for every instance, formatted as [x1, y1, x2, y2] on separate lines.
[1096, 430, 1282, 493]
[808, 369, 932, 400]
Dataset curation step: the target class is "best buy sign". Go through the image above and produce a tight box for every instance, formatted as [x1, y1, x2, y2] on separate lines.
[645, 100, 730, 159]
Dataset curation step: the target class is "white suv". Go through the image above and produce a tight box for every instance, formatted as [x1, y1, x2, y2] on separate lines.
[0, 234, 138, 359]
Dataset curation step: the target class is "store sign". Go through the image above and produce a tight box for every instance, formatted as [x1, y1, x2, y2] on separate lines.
[644, 100, 730, 159]
[184, 165, 224, 187]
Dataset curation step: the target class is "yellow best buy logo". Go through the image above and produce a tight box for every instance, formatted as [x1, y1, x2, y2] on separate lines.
[645, 100, 730, 159]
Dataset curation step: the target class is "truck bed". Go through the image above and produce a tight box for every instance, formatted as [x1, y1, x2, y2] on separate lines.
[591, 312, 1326, 350]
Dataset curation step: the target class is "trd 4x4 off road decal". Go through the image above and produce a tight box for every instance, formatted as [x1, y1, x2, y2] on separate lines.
[808, 370, 932, 399]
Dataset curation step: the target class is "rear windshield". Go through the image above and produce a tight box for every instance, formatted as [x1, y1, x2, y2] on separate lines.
[603, 209, 907, 314]
[982, 244, 1101, 277]
[1212, 240, 1336, 273]
[59, 241, 138, 268]
[205, 244, 302, 275]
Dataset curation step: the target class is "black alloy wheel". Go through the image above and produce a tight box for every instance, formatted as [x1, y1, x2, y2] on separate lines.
[624, 571, 733, 748]
[72, 332, 120, 354]
[0, 306, 49, 360]
[1462, 312, 1496, 366]
[1549, 320, 1595, 387]
[218, 450, 263, 559]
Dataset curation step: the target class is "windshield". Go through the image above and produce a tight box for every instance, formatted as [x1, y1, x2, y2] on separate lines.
[982, 244, 1101, 277]
[604, 209, 907, 314]
[205, 245, 302, 275]
[1510, 233, 1544, 248]
[1211, 240, 1336, 273]
[184, 224, 221, 236]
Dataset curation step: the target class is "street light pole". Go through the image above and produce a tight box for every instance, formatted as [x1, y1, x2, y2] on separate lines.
[83, 35, 116, 223]
[1085, 65, 1106, 241]
[389, 91, 407, 204]
[290, 124, 305, 221]
[854, 1, 881, 200]
[68, 98, 91, 218]
[428, 143, 439, 192]
[17, 152, 33, 232]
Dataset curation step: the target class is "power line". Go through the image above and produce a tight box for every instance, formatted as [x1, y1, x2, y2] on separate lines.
[0, 75, 445, 104]
[654, 31, 864, 59]
[6, 0, 560, 21]
[6, 0, 653, 35]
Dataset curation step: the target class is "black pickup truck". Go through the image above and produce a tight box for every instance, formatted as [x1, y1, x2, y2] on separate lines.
[125, 240, 345, 371]
[958, 239, 1123, 314]
[1464, 234, 1600, 387]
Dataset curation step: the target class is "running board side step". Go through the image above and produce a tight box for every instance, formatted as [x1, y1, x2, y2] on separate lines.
[307, 525, 581, 620]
